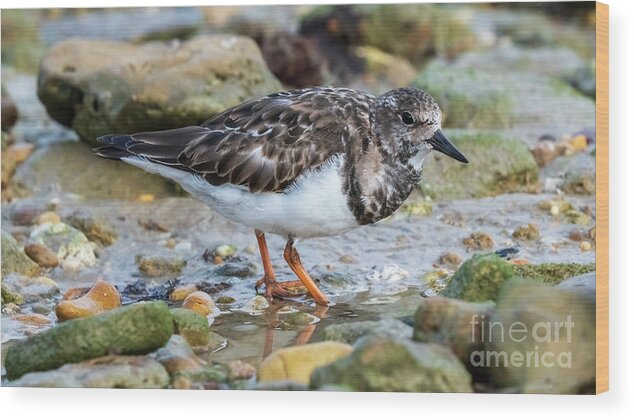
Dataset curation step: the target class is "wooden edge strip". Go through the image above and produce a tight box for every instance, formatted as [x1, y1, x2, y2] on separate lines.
[595, 1, 609, 394]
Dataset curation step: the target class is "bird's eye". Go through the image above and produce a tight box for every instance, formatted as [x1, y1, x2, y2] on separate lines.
[401, 112, 415, 126]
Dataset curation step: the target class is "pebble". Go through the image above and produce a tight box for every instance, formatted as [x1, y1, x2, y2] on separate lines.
[24, 243, 59, 268]
[214, 244, 237, 259]
[12, 313, 51, 326]
[216, 296, 236, 305]
[579, 241, 592, 252]
[2, 302, 22, 315]
[174, 241, 192, 252]
[239, 296, 270, 315]
[228, 360, 257, 381]
[339, 254, 358, 264]
[462, 232, 494, 250]
[55, 280, 121, 321]
[532, 140, 560, 167]
[137, 193, 155, 203]
[182, 291, 215, 316]
[169, 284, 198, 301]
[438, 252, 462, 267]
[7, 142, 36, 164]
[165, 238, 177, 249]
[512, 224, 541, 241]
[36, 211, 61, 225]
[63, 287, 90, 300]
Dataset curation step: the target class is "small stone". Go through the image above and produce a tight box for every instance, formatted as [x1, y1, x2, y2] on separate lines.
[66, 210, 118, 246]
[174, 241, 192, 252]
[2, 274, 60, 303]
[438, 252, 462, 268]
[152, 335, 207, 376]
[182, 291, 215, 317]
[239, 296, 269, 315]
[213, 261, 257, 278]
[138, 218, 169, 232]
[564, 209, 592, 226]
[36, 211, 61, 225]
[285, 312, 318, 326]
[579, 241, 592, 252]
[55, 280, 121, 321]
[216, 296, 236, 304]
[214, 244, 237, 259]
[29, 222, 97, 270]
[137, 193, 155, 203]
[229, 360, 257, 381]
[442, 253, 514, 302]
[2, 302, 22, 315]
[568, 229, 586, 241]
[7, 142, 36, 164]
[213, 255, 223, 265]
[562, 134, 588, 155]
[322, 319, 413, 345]
[462, 232, 495, 250]
[165, 238, 177, 249]
[136, 255, 186, 277]
[63, 286, 90, 300]
[13, 313, 51, 326]
[512, 224, 541, 241]
[259, 341, 353, 385]
[339, 255, 357, 264]
[24, 243, 59, 268]
[170, 308, 210, 347]
[169, 284, 198, 301]
[532, 140, 561, 167]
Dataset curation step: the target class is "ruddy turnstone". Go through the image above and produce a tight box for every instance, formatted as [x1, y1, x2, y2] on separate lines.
[94, 87, 468, 305]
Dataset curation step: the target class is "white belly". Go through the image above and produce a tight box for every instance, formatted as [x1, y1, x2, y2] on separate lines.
[122, 155, 360, 238]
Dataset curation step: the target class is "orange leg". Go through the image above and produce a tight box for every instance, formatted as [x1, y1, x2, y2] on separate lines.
[254, 230, 306, 302]
[283, 238, 329, 306]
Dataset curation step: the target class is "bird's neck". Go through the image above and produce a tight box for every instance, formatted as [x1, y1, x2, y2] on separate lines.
[343, 146, 424, 225]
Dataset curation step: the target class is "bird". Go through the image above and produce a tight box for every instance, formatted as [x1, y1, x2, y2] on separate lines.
[94, 86, 468, 306]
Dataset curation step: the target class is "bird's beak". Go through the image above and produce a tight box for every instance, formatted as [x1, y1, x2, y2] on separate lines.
[429, 130, 469, 163]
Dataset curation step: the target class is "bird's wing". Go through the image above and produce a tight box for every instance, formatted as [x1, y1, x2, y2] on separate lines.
[97, 87, 372, 193]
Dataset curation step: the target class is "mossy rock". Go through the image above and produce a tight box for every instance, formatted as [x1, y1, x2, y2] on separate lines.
[441, 253, 516, 302]
[1, 230, 40, 277]
[420, 132, 539, 199]
[170, 308, 209, 347]
[1, 10, 45, 74]
[414, 62, 514, 129]
[4, 301, 173, 380]
[512, 262, 596, 285]
[310, 337, 473, 392]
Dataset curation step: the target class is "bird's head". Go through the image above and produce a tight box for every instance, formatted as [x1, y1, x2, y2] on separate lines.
[371, 87, 468, 167]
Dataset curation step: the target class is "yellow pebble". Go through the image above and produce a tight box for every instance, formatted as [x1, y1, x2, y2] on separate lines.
[137, 193, 155, 203]
[182, 291, 214, 316]
[36, 211, 61, 225]
[579, 241, 592, 252]
[169, 284, 199, 301]
[56, 279, 121, 321]
[259, 341, 353, 385]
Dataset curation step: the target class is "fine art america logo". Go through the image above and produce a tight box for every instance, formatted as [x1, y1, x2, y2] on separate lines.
[469, 314, 575, 369]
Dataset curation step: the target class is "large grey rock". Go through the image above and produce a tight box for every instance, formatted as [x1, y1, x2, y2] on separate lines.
[420, 132, 539, 199]
[310, 337, 473, 392]
[8, 355, 170, 388]
[12, 141, 179, 200]
[321, 318, 413, 345]
[38, 35, 282, 146]
[483, 279, 596, 393]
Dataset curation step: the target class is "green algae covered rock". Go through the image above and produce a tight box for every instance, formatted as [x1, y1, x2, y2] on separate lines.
[4, 301, 173, 380]
[310, 337, 473, 392]
[420, 132, 539, 199]
[441, 253, 516, 302]
[512, 262, 596, 285]
[1, 230, 40, 277]
[170, 308, 209, 347]
[322, 318, 413, 345]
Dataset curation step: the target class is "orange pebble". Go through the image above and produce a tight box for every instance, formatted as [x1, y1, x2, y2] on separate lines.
[56, 280, 121, 321]
[182, 291, 214, 316]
